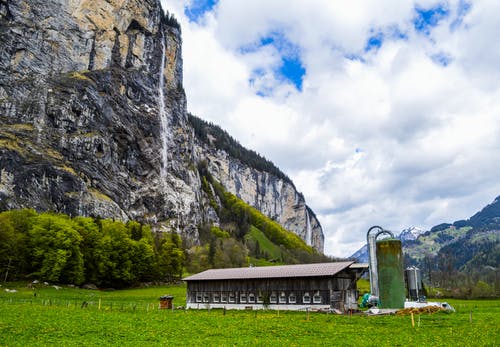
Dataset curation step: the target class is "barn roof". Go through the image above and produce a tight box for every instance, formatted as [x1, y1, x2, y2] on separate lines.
[183, 261, 366, 281]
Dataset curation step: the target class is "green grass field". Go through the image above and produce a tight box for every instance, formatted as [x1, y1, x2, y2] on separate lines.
[0, 283, 498, 346]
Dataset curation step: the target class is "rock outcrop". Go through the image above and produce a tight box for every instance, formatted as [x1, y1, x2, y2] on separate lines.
[196, 144, 324, 249]
[0, 0, 324, 252]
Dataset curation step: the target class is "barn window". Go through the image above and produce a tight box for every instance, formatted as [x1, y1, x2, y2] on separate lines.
[248, 293, 255, 303]
[270, 292, 277, 303]
[203, 293, 210, 303]
[196, 293, 203, 303]
[289, 293, 296, 304]
[221, 293, 228, 303]
[279, 292, 286, 304]
[240, 293, 247, 303]
[313, 292, 322, 304]
[303, 292, 311, 304]
[213, 293, 220, 303]
[228, 293, 235, 303]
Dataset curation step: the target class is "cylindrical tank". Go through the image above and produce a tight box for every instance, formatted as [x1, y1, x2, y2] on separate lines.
[405, 267, 422, 301]
[376, 239, 405, 308]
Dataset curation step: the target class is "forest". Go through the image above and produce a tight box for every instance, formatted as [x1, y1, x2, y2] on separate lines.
[0, 209, 184, 287]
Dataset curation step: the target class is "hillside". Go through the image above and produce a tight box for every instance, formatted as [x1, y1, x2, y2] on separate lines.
[350, 196, 500, 294]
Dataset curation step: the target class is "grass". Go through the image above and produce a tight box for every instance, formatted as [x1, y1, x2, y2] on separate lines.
[357, 278, 370, 295]
[0, 283, 498, 346]
[0, 138, 27, 157]
[89, 188, 113, 202]
[246, 225, 282, 259]
[67, 71, 91, 81]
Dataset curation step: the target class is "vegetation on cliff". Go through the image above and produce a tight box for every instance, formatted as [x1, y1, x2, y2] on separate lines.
[185, 161, 336, 274]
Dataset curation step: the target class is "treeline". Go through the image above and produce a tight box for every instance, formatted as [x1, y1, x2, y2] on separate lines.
[0, 210, 184, 287]
[162, 10, 181, 30]
[468, 195, 500, 227]
[188, 113, 293, 185]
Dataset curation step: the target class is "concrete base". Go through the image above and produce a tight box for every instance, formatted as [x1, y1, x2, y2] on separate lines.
[186, 303, 331, 311]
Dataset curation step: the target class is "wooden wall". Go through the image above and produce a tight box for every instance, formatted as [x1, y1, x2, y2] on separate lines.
[186, 269, 360, 308]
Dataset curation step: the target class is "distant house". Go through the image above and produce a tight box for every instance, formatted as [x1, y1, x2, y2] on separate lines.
[183, 261, 368, 311]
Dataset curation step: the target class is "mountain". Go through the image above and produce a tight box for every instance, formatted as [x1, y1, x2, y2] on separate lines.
[399, 227, 425, 242]
[350, 244, 369, 263]
[349, 227, 426, 263]
[0, 0, 323, 252]
[404, 196, 500, 262]
[350, 196, 499, 294]
[468, 195, 500, 227]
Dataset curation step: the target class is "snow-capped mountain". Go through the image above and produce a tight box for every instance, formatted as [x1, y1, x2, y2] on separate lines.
[398, 227, 425, 242]
[349, 227, 426, 262]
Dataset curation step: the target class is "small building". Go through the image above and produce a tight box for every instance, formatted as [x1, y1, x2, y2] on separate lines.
[183, 261, 368, 311]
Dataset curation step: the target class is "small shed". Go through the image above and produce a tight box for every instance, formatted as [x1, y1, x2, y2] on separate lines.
[159, 295, 174, 309]
[183, 261, 368, 311]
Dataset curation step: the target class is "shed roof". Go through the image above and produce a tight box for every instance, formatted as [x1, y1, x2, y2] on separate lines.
[183, 261, 365, 281]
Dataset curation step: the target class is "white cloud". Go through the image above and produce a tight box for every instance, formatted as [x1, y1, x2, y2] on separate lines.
[163, 0, 500, 257]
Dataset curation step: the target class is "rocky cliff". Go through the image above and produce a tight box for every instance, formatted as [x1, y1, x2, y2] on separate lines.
[0, 0, 324, 252]
[190, 118, 324, 249]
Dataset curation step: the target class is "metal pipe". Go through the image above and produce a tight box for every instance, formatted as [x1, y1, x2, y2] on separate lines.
[367, 226, 382, 297]
[366, 226, 394, 298]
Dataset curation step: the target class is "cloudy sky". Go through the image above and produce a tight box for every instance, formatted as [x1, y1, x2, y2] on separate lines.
[161, 0, 500, 257]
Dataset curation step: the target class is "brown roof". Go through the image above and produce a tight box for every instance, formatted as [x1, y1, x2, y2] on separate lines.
[183, 261, 359, 281]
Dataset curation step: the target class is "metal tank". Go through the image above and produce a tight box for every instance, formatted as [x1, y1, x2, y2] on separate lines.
[405, 266, 422, 301]
[376, 238, 405, 309]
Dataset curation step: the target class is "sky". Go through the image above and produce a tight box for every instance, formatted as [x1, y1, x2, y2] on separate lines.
[160, 0, 500, 257]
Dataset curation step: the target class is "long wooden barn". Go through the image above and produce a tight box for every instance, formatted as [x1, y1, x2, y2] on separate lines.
[183, 261, 368, 311]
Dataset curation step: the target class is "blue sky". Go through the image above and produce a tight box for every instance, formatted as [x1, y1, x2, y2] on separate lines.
[182, 1, 464, 92]
[165, 0, 500, 257]
[184, 1, 306, 92]
[243, 33, 306, 93]
[184, 0, 218, 23]
[413, 3, 450, 35]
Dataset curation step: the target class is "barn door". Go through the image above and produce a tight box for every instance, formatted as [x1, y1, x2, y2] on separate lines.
[330, 291, 343, 310]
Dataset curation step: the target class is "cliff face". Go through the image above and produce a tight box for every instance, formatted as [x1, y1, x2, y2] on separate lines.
[195, 142, 324, 249]
[0, 0, 324, 252]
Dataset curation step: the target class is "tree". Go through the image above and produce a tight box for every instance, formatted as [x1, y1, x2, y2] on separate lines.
[0, 209, 35, 280]
[73, 216, 102, 284]
[95, 220, 139, 287]
[155, 232, 185, 281]
[0, 213, 19, 281]
[208, 238, 217, 266]
[28, 213, 84, 284]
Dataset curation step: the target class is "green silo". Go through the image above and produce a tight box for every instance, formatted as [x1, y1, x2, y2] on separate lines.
[376, 238, 405, 308]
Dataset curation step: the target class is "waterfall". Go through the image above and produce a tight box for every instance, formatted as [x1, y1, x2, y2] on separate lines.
[305, 208, 312, 246]
[158, 31, 168, 177]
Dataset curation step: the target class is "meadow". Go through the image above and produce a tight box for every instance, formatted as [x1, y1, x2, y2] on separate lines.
[0, 283, 498, 346]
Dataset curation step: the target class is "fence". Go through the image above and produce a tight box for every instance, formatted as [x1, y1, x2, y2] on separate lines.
[0, 296, 176, 313]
